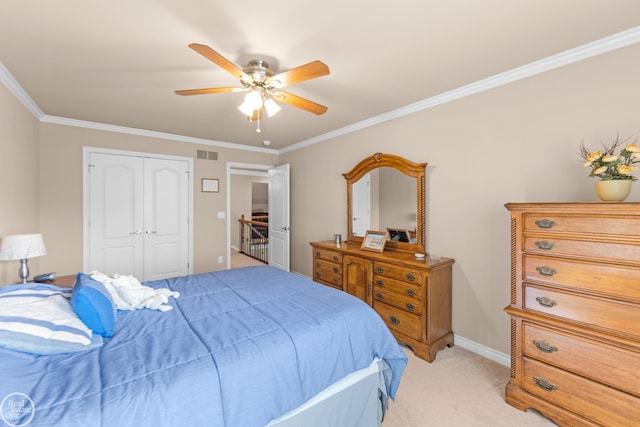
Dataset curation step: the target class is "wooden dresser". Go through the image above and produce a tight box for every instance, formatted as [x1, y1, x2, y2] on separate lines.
[310, 240, 454, 362]
[504, 203, 640, 426]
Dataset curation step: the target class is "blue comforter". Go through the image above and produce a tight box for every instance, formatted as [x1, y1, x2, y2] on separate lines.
[0, 266, 407, 426]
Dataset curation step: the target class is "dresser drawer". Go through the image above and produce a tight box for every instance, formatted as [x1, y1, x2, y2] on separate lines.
[524, 213, 640, 236]
[373, 275, 421, 300]
[523, 323, 640, 397]
[373, 288, 422, 315]
[373, 261, 422, 284]
[524, 285, 640, 338]
[523, 357, 640, 426]
[374, 301, 421, 339]
[313, 248, 343, 264]
[314, 260, 343, 288]
[524, 254, 640, 301]
[523, 235, 640, 265]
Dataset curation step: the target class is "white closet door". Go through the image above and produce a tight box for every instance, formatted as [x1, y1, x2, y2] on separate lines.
[88, 153, 145, 278]
[143, 158, 190, 281]
[87, 152, 190, 281]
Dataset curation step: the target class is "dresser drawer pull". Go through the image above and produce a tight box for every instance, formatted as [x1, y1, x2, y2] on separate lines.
[315, 272, 321, 278]
[375, 279, 385, 287]
[405, 303, 416, 311]
[333, 267, 339, 273]
[534, 240, 555, 250]
[375, 292, 384, 300]
[389, 316, 400, 325]
[333, 277, 340, 284]
[533, 377, 558, 392]
[535, 266, 556, 277]
[535, 296, 557, 308]
[405, 273, 416, 281]
[533, 340, 558, 353]
[535, 219, 555, 229]
[333, 256, 339, 262]
[406, 288, 416, 296]
[316, 262, 321, 268]
[315, 251, 321, 258]
[376, 266, 385, 274]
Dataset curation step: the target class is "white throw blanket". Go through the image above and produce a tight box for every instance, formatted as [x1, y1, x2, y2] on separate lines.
[90, 272, 180, 312]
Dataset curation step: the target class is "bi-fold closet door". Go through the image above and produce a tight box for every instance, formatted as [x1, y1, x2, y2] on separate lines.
[86, 151, 190, 282]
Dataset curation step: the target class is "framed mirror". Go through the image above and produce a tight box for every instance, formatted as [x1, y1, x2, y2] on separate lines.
[344, 153, 426, 253]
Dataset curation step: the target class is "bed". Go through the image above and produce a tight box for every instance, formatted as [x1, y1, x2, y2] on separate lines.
[0, 266, 407, 426]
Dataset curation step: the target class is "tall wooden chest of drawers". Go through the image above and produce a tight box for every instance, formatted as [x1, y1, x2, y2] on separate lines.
[504, 203, 640, 426]
[311, 240, 454, 362]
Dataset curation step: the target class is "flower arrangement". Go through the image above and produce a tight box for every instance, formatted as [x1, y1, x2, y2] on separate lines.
[578, 133, 640, 181]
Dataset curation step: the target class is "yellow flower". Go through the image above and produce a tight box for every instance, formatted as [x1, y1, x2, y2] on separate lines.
[617, 165, 637, 175]
[625, 143, 640, 153]
[593, 166, 608, 175]
[602, 154, 618, 162]
[586, 150, 602, 163]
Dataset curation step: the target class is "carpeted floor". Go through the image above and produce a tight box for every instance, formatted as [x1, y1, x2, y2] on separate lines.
[382, 345, 557, 426]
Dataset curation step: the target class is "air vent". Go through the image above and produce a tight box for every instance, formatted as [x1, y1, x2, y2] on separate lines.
[196, 150, 207, 159]
[208, 151, 218, 161]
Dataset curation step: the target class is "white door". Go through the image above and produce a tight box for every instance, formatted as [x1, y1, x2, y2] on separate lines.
[268, 164, 290, 271]
[143, 158, 190, 281]
[87, 152, 190, 281]
[352, 173, 371, 236]
[88, 153, 144, 278]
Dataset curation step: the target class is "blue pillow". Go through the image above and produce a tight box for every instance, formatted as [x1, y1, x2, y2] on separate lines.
[0, 284, 103, 355]
[71, 273, 116, 337]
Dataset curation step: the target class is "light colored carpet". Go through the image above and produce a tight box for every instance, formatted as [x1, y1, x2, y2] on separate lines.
[383, 345, 557, 426]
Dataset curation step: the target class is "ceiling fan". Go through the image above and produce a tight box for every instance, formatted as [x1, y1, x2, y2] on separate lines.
[176, 43, 330, 126]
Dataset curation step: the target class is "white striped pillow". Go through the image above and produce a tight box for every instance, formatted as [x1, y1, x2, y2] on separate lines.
[0, 284, 103, 354]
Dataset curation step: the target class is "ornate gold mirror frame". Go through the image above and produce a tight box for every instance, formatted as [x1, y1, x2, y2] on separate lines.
[344, 153, 427, 253]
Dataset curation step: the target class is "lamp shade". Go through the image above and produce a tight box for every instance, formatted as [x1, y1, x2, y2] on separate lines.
[0, 234, 47, 261]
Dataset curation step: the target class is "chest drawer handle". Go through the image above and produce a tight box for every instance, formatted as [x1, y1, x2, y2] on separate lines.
[533, 340, 558, 353]
[535, 219, 555, 229]
[376, 266, 385, 274]
[375, 279, 385, 287]
[534, 240, 555, 250]
[333, 267, 339, 273]
[405, 303, 416, 311]
[405, 273, 416, 281]
[316, 262, 321, 268]
[389, 316, 400, 325]
[333, 277, 340, 284]
[533, 377, 558, 392]
[536, 266, 556, 277]
[406, 288, 416, 296]
[333, 256, 339, 262]
[315, 251, 321, 258]
[375, 292, 384, 300]
[536, 296, 557, 308]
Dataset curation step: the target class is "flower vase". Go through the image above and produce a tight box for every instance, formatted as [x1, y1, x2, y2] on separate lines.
[595, 180, 632, 202]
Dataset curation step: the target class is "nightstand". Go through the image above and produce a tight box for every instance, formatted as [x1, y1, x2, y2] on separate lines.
[44, 274, 77, 288]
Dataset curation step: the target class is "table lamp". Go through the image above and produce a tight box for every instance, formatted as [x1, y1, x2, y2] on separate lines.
[0, 233, 47, 284]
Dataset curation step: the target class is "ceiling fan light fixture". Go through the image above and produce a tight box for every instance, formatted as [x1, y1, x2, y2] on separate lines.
[264, 98, 281, 117]
[238, 101, 255, 117]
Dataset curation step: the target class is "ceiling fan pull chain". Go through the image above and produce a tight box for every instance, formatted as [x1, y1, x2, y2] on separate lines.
[256, 110, 261, 133]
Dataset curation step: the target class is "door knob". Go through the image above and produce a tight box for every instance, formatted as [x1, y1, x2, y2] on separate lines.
[129, 230, 142, 235]
[145, 230, 157, 234]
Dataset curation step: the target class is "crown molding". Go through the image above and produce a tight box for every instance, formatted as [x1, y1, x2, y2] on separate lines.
[2, 26, 638, 156]
[280, 25, 640, 154]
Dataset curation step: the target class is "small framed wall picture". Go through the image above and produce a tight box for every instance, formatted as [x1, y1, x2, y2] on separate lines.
[201, 178, 219, 193]
[360, 230, 389, 253]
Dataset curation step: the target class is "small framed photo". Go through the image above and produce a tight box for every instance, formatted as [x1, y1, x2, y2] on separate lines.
[361, 230, 389, 253]
[201, 178, 219, 193]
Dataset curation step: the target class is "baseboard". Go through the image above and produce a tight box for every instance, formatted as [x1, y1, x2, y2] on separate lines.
[453, 334, 510, 367]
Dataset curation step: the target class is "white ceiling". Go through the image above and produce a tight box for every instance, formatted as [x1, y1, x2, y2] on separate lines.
[1, 1, 639, 151]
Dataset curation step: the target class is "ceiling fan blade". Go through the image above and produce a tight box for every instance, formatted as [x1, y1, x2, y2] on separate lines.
[175, 87, 245, 96]
[273, 91, 328, 115]
[268, 61, 329, 88]
[188, 43, 250, 83]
